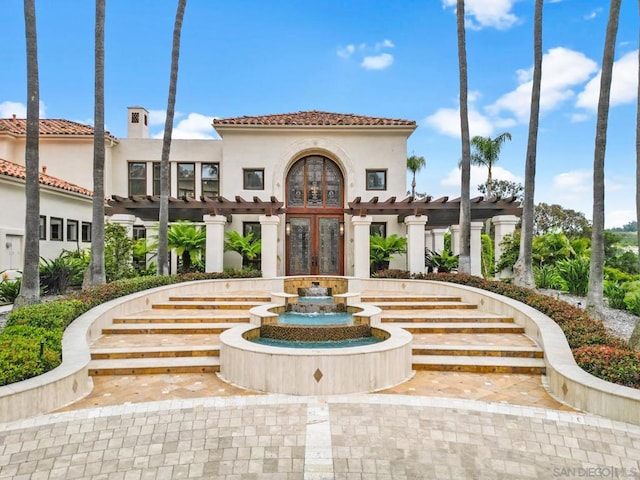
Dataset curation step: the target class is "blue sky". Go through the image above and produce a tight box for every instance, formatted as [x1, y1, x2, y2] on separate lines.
[0, 0, 638, 228]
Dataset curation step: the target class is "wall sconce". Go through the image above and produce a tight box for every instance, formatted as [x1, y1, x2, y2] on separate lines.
[339, 222, 345, 236]
[285, 222, 291, 237]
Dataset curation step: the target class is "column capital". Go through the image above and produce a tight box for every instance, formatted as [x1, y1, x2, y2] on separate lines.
[351, 215, 373, 227]
[109, 214, 136, 224]
[404, 215, 428, 227]
[493, 215, 519, 226]
[259, 215, 281, 226]
[203, 214, 227, 225]
[470, 221, 484, 231]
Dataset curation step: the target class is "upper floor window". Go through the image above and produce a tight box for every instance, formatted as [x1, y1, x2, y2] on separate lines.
[243, 169, 264, 190]
[286, 156, 343, 208]
[366, 169, 387, 191]
[128, 162, 147, 196]
[177, 163, 195, 198]
[202, 163, 219, 198]
[67, 220, 79, 242]
[153, 162, 170, 196]
[39, 216, 46, 240]
[50, 217, 63, 241]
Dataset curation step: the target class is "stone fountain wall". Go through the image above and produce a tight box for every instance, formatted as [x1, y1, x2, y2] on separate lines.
[260, 324, 373, 342]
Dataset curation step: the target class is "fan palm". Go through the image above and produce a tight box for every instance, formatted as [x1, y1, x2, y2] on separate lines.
[470, 132, 512, 199]
[167, 221, 206, 272]
[406, 155, 426, 198]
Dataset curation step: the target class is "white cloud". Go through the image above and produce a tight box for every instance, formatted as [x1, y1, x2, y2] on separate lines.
[337, 44, 355, 59]
[488, 47, 598, 122]
[607, 210, 636, 229]
[442, 0, 519, 30]
[575, 50, 639, 111]
[148, 109, 168, 125]
[0, 100, 47, 118]
[553, 169, 591, 194]
[583, 9, 601, 20]
[426, 107, 494, 138]
[375, 39, 394, 50]
[441, 165, 521, 194]
[152, 113, 216, 139]
[361, 53, 394, 70]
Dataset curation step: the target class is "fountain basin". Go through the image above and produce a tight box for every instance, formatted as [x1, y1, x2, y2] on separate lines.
[219, 324, 413, 395]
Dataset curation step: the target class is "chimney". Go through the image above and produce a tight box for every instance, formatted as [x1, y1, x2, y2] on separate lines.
[12, 114, 16, 121]
[42, 166, 47, 174]
[127, 106, 149, 139]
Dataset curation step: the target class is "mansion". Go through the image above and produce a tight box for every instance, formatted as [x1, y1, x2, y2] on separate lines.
[0, 107, 520, 277]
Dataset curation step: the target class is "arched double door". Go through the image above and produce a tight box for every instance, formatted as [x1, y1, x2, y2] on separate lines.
[286, 155, 344, 275]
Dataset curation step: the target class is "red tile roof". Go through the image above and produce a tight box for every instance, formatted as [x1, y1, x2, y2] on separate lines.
[0, 117, 113, 138]
[0, 158, 93, 197]
[214, 110, 416, 127]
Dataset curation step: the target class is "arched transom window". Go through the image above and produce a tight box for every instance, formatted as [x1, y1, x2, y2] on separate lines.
[286, 156, 343, 208]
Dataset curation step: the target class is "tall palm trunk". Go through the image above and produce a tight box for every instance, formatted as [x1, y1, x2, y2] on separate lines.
[89, 0, 106, 286]
[514, 0, 543, 289]
[457, 0, 471, 274]
[158, 0, 187, 276]
[586, 0, 621, 319]
[630, 0, 640, 350]
[15, 0, 40, 308]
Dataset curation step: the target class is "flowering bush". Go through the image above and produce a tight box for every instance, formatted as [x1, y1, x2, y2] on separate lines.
[573, 345, 640, 388]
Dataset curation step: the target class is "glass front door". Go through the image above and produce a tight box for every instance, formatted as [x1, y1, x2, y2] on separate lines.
[287, 215, 343, 275]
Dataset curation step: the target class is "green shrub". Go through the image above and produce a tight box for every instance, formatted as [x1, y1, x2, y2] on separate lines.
[40, 254, 84, 295]
[6, 300, 86, 330]
[604, 280, 628, 310]
[533, 265, 563, 290]
[555, 257, 590, 296]
[0, 277, 21, 303]
[573, 345, 640, 388]
[623, 281, 640, 315]
[105, 223, 136, 282]
[480, 234, 494, 279]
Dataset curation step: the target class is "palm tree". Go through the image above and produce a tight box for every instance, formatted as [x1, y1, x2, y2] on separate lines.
[406, 154, 426, 198]
[167, 221, 206, 272]
[88, 0, 106, 286]
[470, 133, 512, 199]
[15, 0, 40, 308]
[456, 0, 471, 274]
[158, 0, 187, 276]
[586, 0, 622, 319]
[514, 0, 543, 289]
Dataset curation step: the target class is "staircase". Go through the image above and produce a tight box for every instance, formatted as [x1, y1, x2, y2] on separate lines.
[88, 291, 545, 377]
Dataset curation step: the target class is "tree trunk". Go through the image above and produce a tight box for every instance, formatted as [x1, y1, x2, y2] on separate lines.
[15, 0, 40, 308]
[457, 0, 471, 274]
[158, 0, 187, 276]
[631, 0, 640, 350]
[514, 0, 543, 289]
[586, 0, 621, 320]
[88, 0, 106, 286]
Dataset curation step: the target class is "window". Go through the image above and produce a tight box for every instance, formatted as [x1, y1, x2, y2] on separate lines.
[366, 170, 387, 191]
[177, 163, 195, 197]
[132, 226, 147, 271]
[202, 163, 219, 198]
[144, 113, 148, 126]
[131, 112, 139, 124]
[370, 222, 387, 238]
[128, 162, 147, 196]
[81, 222, 92, 242]
[243, 222, 261, 240]
[39, 216, 46, 240]
[67, 220, 79, 242]
[50, 217, 63, 241]
[243, 169, 264, 190]
[153, 162, 170, 196]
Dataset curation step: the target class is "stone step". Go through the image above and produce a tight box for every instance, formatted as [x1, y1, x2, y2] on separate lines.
[393, 322, 525, 334]
[412, 355, 546, 374]
[101, 323, 240, 335]
[361, 295, 462, 303]
[373, 302, 478, 311]
[91, 345, 220, 360]
[152, 301, 261, 310]
[113, 315, 250, 324]
[168, 295, 271, 302]
[412, 344, 543, 358]
[382, 315, 514, 324]
[88, 357, 220, 376]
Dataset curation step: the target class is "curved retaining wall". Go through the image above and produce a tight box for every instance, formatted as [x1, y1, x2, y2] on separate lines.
[0, 278, 274, 424]
[362, 278, 640, 426]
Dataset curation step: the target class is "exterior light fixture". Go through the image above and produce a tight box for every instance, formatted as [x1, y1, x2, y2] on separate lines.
[285, 222, 291, 237]
[339, 222, 345, 236]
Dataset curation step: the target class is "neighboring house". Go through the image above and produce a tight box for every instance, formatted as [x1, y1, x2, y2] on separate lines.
[0, 158, 93, 272]
[0, 107, 521, 278]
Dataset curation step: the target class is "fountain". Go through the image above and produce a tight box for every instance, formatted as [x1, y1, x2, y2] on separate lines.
[219, 277, 414, 395]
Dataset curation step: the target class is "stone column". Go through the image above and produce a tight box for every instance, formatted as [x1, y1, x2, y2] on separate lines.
[470, 221, 484, 277]
[203, 214, 227, 273]
[145, 223, 159, 270]
[450, 224, 461, 255]
[424, 230, 434, 252]
[405, 215, 428, 274]
[431, 228, 447, 253]
[351, 215, 373, 279]
[493, 215, 519, 278]
[108, 214, 136, 237]
[259, 214, 280, 278]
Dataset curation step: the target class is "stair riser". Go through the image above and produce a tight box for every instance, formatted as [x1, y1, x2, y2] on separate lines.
[89, 366, 220, 376]
[382, 317, 513, 324]
[91, 351, 219, 360]
[168, 297, 270, 302]
[412, 349, 543, 358]
[113, 318, 249, 324]
[377, 304, 477, 311]
[152, 304, 255, 310]
[102, 327, 230, 335]
[412, 364, 546, 374]
[362, 297, 462, 303]
[404, 327, 524, 334]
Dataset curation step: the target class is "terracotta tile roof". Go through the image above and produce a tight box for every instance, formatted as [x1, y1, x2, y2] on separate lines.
[214, 110, 416, 127]
[0, 158, 93, 197]
[0, 117, 114, 138]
